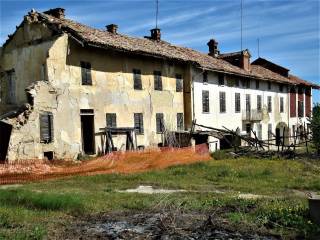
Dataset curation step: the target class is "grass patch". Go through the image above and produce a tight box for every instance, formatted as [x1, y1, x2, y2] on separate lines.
[0, 189, 85, 213]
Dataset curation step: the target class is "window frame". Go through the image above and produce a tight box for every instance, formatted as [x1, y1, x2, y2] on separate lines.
[268, 96, 272, 113]
[154, 70, 162, 91]
[218, 73, 225, 86]
[175, 74, 183, 92]
[133, 69, 142, 90]
[219, 91, 226, 113]
[177, 113, 184, 131]
[80, 61, 92, 85]
[202, 90, 210, 113]
[280, 97, 284, 113]
[40, 112, 54, 143]
[106, 113, 117, 128]
[257, 95, 262, 111]
[156, 113, 165, 133]
[235, 93, 241, 113]
[203, 71, 208, 84]
[134, 113, 144, 134]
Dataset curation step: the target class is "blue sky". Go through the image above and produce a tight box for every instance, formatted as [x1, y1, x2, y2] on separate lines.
[1, 0, 319, 103]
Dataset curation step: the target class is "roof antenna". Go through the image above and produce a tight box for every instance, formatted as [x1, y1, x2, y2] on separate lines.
[240, 0, 243, 51]
[156, 0, 159, 29]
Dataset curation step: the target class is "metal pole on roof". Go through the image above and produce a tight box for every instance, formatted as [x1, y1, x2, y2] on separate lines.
[241, 0, 243, 51]
[156, 0, 159, 29]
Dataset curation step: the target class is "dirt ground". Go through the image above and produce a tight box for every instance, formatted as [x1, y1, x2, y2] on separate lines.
[54, 211, 280, 240]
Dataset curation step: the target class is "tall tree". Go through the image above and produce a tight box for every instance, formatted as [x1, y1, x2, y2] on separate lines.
[309, 103, 320, 155]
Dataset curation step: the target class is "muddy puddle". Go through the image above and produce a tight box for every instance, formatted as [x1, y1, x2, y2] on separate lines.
[59, 212, 279, 240]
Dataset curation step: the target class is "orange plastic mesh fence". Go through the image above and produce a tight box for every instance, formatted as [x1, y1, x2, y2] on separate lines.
[0, 144, 210, 185]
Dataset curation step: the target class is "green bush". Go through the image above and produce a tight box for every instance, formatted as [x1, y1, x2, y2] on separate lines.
[211, 150, 230, 160]
[309, 103, 320, 155]
[0, 189, 85, 213]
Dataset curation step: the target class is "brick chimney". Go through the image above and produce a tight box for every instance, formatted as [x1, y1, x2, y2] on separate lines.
[106, 24, 118, 34]
[43, 8, 65, 19]
[240, 50, 251, 71]
[150, 28, 161, 41]
[207, 39, 219, 57]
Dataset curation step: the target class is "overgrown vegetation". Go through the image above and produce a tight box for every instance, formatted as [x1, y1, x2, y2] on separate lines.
[0, 157, 319, 239]
[309, 103, 320, 155]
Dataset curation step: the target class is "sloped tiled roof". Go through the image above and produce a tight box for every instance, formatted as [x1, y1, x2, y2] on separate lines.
[289, 74, 320, 89]
[5, 10, 317, 88]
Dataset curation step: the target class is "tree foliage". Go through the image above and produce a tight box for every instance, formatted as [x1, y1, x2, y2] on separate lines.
[309, 103, 320, 154]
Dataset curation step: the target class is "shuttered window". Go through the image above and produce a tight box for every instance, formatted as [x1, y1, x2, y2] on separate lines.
[177, 113, 184, 131]
[40, 112, 54, 143]
[235, 93, 241, 113]
[106, 113, 117, 128]
[156, 113, 164, 133]
[202, 90, 209, 113]
[257, 95, 262, 111]
[81, 61, 92, 85]
[219, 91, 226, 113]
[154, 71, 162, 90]
[246, 94, 251, 112]
[280, 97, 284, 113]
[268, 96, 272, 113]
[134, 113, 144, 134]
[176, 74, 183, 92]
[203, 71, 208, 84]
[133, 69, 142, 90]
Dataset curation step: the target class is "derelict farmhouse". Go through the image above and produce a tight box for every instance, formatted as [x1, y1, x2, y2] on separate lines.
[0, 8, 318, 162]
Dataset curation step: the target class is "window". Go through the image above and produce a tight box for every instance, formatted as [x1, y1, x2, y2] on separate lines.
[176, 74, 183, 92]
[268, 81, 271, 90]
[257, 123, 262, 140]
[268, 124, 272, 139]
[292, 125, 296, 136]
[106, 113, 117, 128]
[134, 113, 144, 134]
[268, 96, 272, 113]
[257, 95, 262, 111]
[245, 79, 250, 88]
[235, 79, 240, 87]
[235, 93, 241, 113]
[218, 73, 224, 86]
[177, 113, 184, 131]
[246, 94, 251, 112]
[202, 90, 209, 113]
[154, 71, 162, 90]
[219, 91, 226, 113]
[279, 84, 283, 92]
[203, 71, 208, 84]
[255, 80, 260, 89]
[40, 112, 54, 143]
[133, 69, 142, 90]
[298, 101, 304, 117]
[156, 113, 164, 133]
[81, 61, 92, 85]
[280, 97, 284, 113]
[246, 123, 251, 135]
[6, 70, 16, 104]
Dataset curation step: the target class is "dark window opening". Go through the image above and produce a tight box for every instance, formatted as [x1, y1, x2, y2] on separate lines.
[280, 97, 284, 113]
[81, 61, 92, 85]
[176, 74, 183, 92]
[202, 90, 209, 113]
[80, 109, 95, 154]
[257, 95, 262, 111]
[298, 101, 304, 117]
[219, 91, 226, 113]
[134, 113, 144, 134]
[133, 69, 142, 90]
[40, 112, 54, 143]
[268, 81, 271, 90]
[255, 80, 260, 89]
[44, 151, 54, 161]
[154, 71, 162, 90]
[268, 96, 272, 113]
[203, 71, 208, 84]
[177, 113, 184, 131]
[106, 113, 117, 128]
[218, 73, 224, 86]
[235, 93, 241, 113]
[235, 79, 240, 87]
[156, 113, 164, 133]
[246, 94, 251, 113]
[279, 84, 283, 92]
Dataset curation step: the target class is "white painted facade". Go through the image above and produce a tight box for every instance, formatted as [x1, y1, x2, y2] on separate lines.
[190, 67, 310, 150]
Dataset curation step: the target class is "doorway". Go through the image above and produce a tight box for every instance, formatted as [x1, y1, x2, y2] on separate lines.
[80, 109, 95, 154]
[0, 121, 12, 162]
